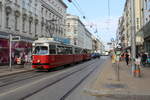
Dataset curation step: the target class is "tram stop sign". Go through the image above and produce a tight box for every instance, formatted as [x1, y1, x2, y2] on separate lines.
[11, 36, 20, 41]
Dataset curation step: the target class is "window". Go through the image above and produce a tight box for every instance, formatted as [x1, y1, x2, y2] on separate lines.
[75, 48, 82, 54]
[22, 0, 25, 8]
[49, 45, 56, 54]
[33, 46, 49, 55]
[57, 46, 67, 54]
[15, 0, 18, 4]
[145, 0, 148, 9]
[41, 8, 44, 15]
[35, 23, 37, 34]
[5, 14, 9, 28]
[15, 16, 18, 30]
[29, 17, 33, 33]
[35, 0, 38, 6]
[66, 47, 72, 54]
[22, 19, 25, 32]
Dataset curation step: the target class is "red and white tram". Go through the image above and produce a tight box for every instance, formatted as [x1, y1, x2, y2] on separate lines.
[32, 38, 91, 70]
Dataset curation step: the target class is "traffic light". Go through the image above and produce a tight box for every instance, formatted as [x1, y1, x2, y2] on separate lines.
[68, 0, 72, 2]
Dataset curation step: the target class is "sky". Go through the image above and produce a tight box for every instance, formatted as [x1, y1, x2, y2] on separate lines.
[64, 0, 126, 45]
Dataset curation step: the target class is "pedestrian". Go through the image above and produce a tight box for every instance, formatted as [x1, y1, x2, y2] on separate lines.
[120, 52, 124, 61]
[141, 52, 147, 67]
[23, 54, 28, 67]
[125, 51, 129, 66]
[135, 54, 141, 66]
[111, 51, 116, 64]
[16, 56, 21, 64]
[135, 54, 141, 77]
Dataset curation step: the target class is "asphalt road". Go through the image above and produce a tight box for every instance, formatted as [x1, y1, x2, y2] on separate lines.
[0, 57, 107, 100]
[25, 57, 106, 100]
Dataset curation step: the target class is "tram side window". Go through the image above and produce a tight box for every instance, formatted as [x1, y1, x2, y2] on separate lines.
[66, 47, 73, 54]
[57, 46, 65, 54]
[75, 48, 82, 54]
[49, 45, 56, 54]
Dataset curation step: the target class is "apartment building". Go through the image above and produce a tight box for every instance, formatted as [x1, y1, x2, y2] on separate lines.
[65, 14, 92, 50]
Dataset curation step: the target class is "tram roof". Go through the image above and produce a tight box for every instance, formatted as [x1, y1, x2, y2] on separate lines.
[33, 38, 72, 47]
[33, 38, 92, 50]
[33, 38, 59, 44]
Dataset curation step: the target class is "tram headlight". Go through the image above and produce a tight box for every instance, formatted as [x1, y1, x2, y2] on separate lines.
[37, 59, 40, 63]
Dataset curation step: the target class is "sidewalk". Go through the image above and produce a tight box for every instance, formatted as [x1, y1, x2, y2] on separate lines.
[84, 58, 150, 99]
[0, 64, 33, 77]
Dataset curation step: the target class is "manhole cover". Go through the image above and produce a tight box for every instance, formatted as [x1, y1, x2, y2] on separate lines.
[105, 83, 126, 89]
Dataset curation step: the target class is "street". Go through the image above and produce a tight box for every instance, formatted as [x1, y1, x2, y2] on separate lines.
[0, 0, 150, 100]
[0, 57, 106, 100]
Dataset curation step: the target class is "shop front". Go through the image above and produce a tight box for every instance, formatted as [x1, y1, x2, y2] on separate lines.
[0, 32, 33, 65]
[0, 38, 9, 65]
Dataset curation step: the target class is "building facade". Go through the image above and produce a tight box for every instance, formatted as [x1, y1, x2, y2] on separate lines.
[0, 0, 67, 64]
[116, 0, 145, 53]
[92, 36, 104, 54]
[142, 0, 150, 54]
[40, 0, 67, 38]
[65, 14, 92, 50]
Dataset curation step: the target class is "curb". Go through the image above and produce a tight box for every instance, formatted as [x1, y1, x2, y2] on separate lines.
[0, 69, 33, 78]
[83, 88, 150, 97]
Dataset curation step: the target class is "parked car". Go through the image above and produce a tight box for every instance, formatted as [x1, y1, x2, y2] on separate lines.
[91, 53, 100, 59]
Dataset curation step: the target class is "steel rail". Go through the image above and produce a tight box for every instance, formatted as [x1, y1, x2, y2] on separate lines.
[20, 59, 100, 100]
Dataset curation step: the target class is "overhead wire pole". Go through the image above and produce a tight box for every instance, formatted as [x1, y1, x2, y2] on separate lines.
[106, 0, 110, 32]
[131, 0, 136, 76]
[108, 0, 110, 17]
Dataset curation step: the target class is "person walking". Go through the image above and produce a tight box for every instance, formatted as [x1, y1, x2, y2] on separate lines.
[111, 52, 116, 64]
[141, 52, 147, 67]
[125, 52, 129, 66]
[135, 54, 141, 77]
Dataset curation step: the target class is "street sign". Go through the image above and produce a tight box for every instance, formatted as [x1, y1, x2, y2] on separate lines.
[107, 42, 112, 45]
[11, 36, 20, 41]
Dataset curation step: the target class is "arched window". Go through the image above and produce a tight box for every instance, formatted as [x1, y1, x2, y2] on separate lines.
[5, 6, 12, 29]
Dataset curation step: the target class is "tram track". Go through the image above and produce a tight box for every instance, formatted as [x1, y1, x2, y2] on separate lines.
[0, 72, 47, 87]
[59, 60, 102, 100]
[0, 59, 95, 89]
[0, 59, 101, 100]
[20, 59, 101, 100]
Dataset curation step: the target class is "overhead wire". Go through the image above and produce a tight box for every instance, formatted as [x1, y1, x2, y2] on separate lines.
[68, 0, 98, 34]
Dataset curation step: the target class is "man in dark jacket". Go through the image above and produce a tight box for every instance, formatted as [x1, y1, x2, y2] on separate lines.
[141, 53, 147, 67]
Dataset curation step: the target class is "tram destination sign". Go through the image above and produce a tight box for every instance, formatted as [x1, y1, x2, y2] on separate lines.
[11, 36, 20, 41]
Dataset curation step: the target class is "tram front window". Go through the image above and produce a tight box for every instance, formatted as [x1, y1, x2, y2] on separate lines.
[33, 46, 48, 55]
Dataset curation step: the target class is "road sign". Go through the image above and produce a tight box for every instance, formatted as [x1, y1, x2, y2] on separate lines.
[11, 36, 20, 41]
[107, 42, 112, 45]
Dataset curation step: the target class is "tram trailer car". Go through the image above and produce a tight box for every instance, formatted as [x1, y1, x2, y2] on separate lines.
[32, 38, 91, 70]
